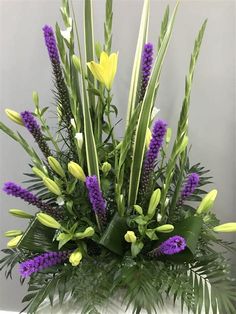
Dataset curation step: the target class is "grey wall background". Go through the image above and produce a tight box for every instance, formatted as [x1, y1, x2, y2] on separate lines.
[0, 0, 235, 311]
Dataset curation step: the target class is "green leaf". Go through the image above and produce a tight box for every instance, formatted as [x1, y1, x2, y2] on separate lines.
[99, 213, 128, 255]
[131, 241, 144, 257]
[18, 218, 57, 252]
[125, 0, 150, 125]
[128, 2, 179, 206]
[145, 229, 158, 240]
[84, 0, 96, 109]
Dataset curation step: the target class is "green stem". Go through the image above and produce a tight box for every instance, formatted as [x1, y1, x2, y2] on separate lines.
[38, 115, 61, 154]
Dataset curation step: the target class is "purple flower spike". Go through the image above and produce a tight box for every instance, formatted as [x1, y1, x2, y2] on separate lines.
[43, 25, 60, 63]
[140, 43, 154, 101]
[19, 251, 69, 278]
[3, 182, 62, 219]
[150, 235, 187, 256]
[140, 119, 167, 194]
[20, 111, 51, 158]
[180, 173, 199, 202]
[86, 176, 106, 224]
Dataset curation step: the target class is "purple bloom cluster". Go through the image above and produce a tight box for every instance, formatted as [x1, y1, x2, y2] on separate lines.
[3, 182, 62, 219]
[159, 235, 186, 255]
[43, 25, 60, 63]
[151, 235, 187, 256]
[21, 111, 40, 133]
[20, 111, 51, 158]
[140, 43, 154, 101]
[86, 176, 106, 224]
[180, 173, 199, 201]
[140, 119, 167, 193]
[19, 251, 68, 278]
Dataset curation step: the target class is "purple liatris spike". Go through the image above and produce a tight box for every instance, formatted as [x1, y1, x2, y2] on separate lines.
[42, 25, 77, 160]
[20, 111, 51, 158]
[140, 119, 167, 195]
[180, 173, 199, 202]
[140, 43, 154, 101]
[150, 235, 187, 256]
[86, 176, 106, 224]
[19, 251, 69, 278]
[43, 25, 60, 63]
[3, 182, 62, 219]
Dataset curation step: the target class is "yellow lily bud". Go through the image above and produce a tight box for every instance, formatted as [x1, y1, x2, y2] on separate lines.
[155, 224, 174, 233]
[7, 235, 22, 248]
[9, 209, 33, 219]
[43, 177, 62, 195]
[75, 133, 83, 149]
[32, 91, 39, 107]
[72, 55, 81, 73]
[166, 128, 172, 144]
[147, 189, 161, 219]
[124, 231, 137, 243]
[48, 156, 65, 178]
[134, 205, 143, 215]
[213, 223, 236, 233]
[69, 248, 83, 266]
[4, 230, 23, 237]
[32, 167, 46, 179]
[145, 128, 152, 149]
[68, 161, 86, 182]
[75, 227, 95, 239]
[87, 51, 118, 90]
[196, 189, 218, 215]
[37, 213, 61, 229]
[101, 162, 111, 175]
[5, 109, 24, 126]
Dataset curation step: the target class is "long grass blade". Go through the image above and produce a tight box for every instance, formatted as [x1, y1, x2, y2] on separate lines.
[125, 0, 150, 126]
[128, 2, 179, 206]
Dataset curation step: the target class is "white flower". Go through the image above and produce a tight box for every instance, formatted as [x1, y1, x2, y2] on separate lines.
[157, 214, 162, 222]
[75, 133, 83, 149]
[151, 107, 160, 121]
[56, 196, 65, 206]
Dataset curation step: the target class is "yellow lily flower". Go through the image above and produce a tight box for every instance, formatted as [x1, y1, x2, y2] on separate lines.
[87, 51, 118, 90]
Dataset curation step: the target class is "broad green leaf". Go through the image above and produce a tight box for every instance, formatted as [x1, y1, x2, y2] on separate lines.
[18, 218, 57, 252]
[128, 2, 179, 206]
[99, 213, 128, 255]
[131, 240, 144, 257]
[125, 0, 150, 126]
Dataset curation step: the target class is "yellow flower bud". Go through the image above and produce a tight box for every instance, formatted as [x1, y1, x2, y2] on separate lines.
[32, 167, 46, 179]
[145, 128, 152, 149]
[124, 231, 137, 243]
[4, 230, 23, 237]
[48, 156, 65, 178]
[37, 213, 61, 229]
[213, 222, 236, 233]
[166, 128, 172, 144]
[43, 177, 62, 195]
[196, 189, 218, 215]
[5, 109, 24, 126]
[147, 189, 161, 219]
[155, 224, 174, 233]
[68, 161, 86, 182]
[133, 205, 143, 215]
[32, 91, 39, 107]
[69, 249, 83, 266]
[101, 162, 111, 175]
[9, 209, 33, 219]
[75, 227, 95, 239]
[7, 235, 22, 248]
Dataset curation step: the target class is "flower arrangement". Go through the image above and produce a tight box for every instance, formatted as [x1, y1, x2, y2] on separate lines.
[1, 0, 236, 313]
